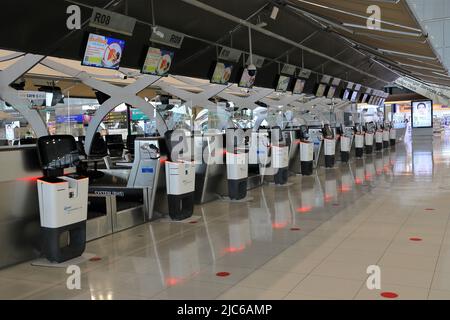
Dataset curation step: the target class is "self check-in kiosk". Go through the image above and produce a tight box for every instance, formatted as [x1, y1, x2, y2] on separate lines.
[364, 122, 375, 155]
[299, 125, 314, 175]
[36, 135, 88, 263]
[267, 127, 290, 185]
[354, 124, 364, 158]
[164, 130, 196, 220]
[375, 123, 384, 152]
[226, 128, 249, 200]
[322, 124, 336, 168]
[339, 125, 352, 163]
[389, 122, 396, 146]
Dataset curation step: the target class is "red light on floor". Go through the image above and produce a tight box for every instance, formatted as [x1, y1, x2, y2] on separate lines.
[16, 176, 41, 182]
[224, 245, 245, 253]
[381, 292, 398, 299]
[272, 222, 288, 229]
[296, 206, 312, 213]
[409, 237, 423, 242]
[89, 256, 102, 262]
[355, 178, 363, 185]
[340, 185, 351, 192]
[165, 277, 182, 286]
[216, 272, 230, 277]
[324, 194, 333, 202]
[189, 221, 198, 224]
[365, 174, 372, 180]
[376, 170, 382, 175]
[290, 227, 301, 231]
[425, 208, 435, 211]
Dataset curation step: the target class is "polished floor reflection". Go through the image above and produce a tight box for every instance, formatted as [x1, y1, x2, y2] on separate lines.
[2, 134, 450, 300]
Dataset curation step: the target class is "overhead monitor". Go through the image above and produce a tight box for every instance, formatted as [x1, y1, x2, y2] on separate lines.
[275, 75, 291, 92]
[82, 33, 125, 70]
[326, 86, 337, 99]
[292, 78, 306, 94]
[142, 47, 174, 76]
[210, 62, 233, 85]
[315, 83, 328, 97]
[303, 78, 317, 95]
[238, 68, 257, 88]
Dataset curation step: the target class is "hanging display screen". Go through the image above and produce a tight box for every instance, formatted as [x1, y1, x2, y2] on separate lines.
[210, 62, 233, 85]
[292, 78, 306, 94]
[275, 75, 291, 92]
[316, 83, 327, 97]
[82, 33, 125, 70]
[238, 68, 256, 88]
[142, 47, 174, 76]
[326, 86, 337, 99]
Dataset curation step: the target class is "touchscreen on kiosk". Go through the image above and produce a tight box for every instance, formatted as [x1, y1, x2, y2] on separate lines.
[275, 75, 291, 92]
[82, 33, 125, 70]
[142, 47, 174, 76]
[210, 62, 233, 85]
[239, 68, 256, 88]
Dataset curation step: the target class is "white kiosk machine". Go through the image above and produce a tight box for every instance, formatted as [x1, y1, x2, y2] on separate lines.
[375, 123, 384, 151]
[322, 124, 336, 168]
[269, 127, 289, 185]
[226, 128, 249, 200]
[164, 130, 196, 220]
[389, 122, 396, 146]
[339, 125, 352, 163]
[383, 122, 390, 149]
[365, 122, 375, 154]
[354, 124, 365, 158]
[36, 135, 88, 262]
[299, 125, 314, 175]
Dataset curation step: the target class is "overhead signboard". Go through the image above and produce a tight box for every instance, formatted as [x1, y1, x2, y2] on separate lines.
[298, 68, 311, 79]
[281, 64, 296, 76]
[395, 76, 450, 106]
[89, 7, 137, 36]
[246, 54, 265, 68]
[218, 46, 242, 63]
[150, 26, 184, 49]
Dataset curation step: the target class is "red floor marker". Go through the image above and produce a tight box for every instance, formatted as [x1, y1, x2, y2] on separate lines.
[216, 272, 230, 277]
[381, 292, 398, 299]
[189, 221, 198, 224]
[89, 256, 102, 262]
[290, 227, 301, 231]
[409, 237, 423, 242]
[296, 206, 312, 213]
[332, 203, 340, 207]
[425, 208, 435, 211]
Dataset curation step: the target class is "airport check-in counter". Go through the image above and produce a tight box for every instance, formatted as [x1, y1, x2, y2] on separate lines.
[307, 127, 323, 169]
[285, 128, 301, 175]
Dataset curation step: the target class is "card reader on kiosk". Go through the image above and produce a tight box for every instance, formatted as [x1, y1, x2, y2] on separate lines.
[322, 124, 336, 168]
[36, 135, 88, 262]
[299, 125, 314, 175]
[226, 128, 249, 200]
[354, 124, 364, 158]
[164, 130, 195, 220]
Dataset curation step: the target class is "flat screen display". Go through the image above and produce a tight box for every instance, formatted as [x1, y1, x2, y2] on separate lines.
[82, 33, 125, 70]
[238, 68, 256, 88]
[361, 93, 368, 103]
[350, 90, 359, 102]
[342, 89, 351, 101]
[326, 86, 337, 99]
[142, 47, 174, 76]
[276, 75, 291, 92]
[211, 62, 233, 85]
[293, 79, 306, 94]
[316, 84, 327, 97]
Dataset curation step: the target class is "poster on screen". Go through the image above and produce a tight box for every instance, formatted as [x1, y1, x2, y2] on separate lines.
[411, 100, 433, 128]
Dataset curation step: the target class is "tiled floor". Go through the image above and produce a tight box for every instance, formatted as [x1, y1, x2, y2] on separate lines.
[2, 133, 450, 300]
